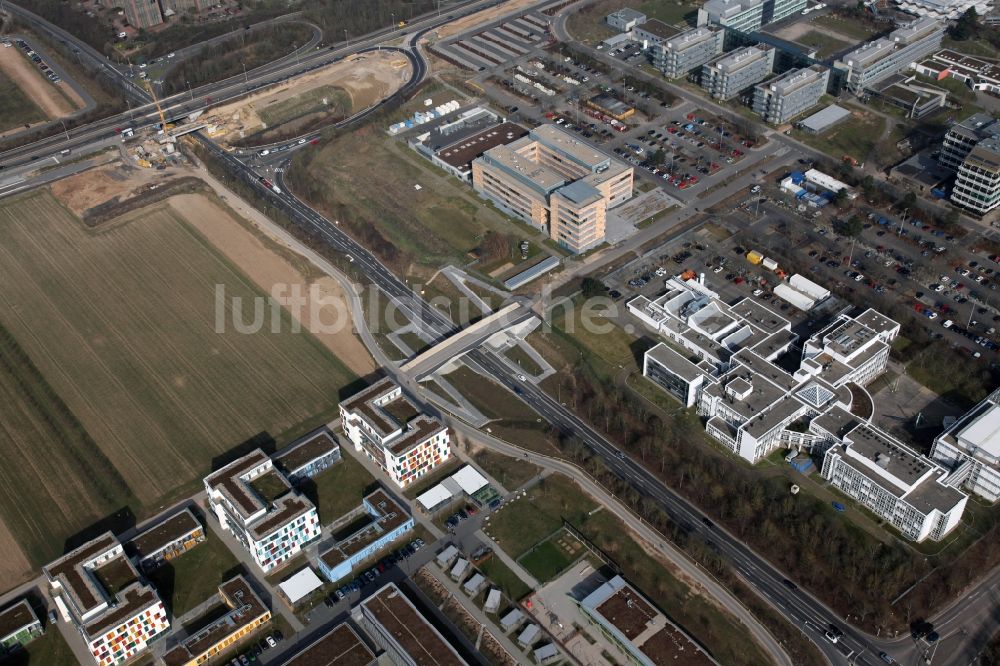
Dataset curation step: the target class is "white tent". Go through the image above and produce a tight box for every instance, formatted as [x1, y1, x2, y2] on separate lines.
[279, 567, 323, 604]
[417, 485, 454, 512]
[775, 283, 816, 311]
[451, 465, 489, 495]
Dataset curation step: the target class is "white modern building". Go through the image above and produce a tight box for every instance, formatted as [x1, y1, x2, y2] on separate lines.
[607, 7, 647, 31]
[951, 135, 1000, 215]
[752, 65, 830, 124]
[702, 45, 776, 100]
[834, 17, 944, 94]
[653, 26, 726, 79]
[931, 387, 1000, 501]
[822, 424, 968, 541]
[697, 0, 806, 31]
[204, 450, 321, 572]
[44, 533, 170, 665]
[340, 378, 451, 488]
[895, 0, 991, 21]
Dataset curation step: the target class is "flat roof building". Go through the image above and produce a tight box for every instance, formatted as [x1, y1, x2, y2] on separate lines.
[698, 0, 764, 32]
[752, 65, 829, 125]
[339, 378, 451, 488]
[578, 575, 718, 665]
[282, 623, 377, 666]
[607, 7, 647, 31]
[273, 425, 342, 483]
[653, 26, 725, 79]
[920, 50, 1000, 95]
[204, 450, 321, 573]
[162, 576, 271, 666]
[44, 533, 169, 665]
[318, 487, 414, 583]
[952, 136, 1000, 215]
[834, 17, 944, 94]
[798, 104, 851, 133]
[632, 19, 681, 48]
[940, 113, 1000, 171]
[932, 387, 1000, 501]
[702, 45, 776, 101]
[894, 0, 991, 21]
[472, 124, 633, 253]
[127, 507, 204, 571]
[0, 600, 42, 652]
[353, 583, 467, 665]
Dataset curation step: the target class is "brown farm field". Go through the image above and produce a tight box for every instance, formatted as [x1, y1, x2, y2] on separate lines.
[0, 190, 356, 567]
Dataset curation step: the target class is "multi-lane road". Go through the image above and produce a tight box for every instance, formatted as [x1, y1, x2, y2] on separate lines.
[3, 1, 999, 664]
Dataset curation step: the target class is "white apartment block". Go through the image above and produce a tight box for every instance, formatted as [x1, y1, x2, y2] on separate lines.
[701, 45, 775, 101]
[931, 387, 1000, 501]
[204, 450, 321, 572]
[951, 136, 1000, 215]
[653, 26, 725, 79]
[340, 378, 452, 488]
[822, 424, 967, 541]
[752, 65, 830, 124]
[835, 17, 944, 94]
[44, 533, 169, 665]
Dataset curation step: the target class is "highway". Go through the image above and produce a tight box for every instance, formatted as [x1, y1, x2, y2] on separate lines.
[4, 1, 997, 664]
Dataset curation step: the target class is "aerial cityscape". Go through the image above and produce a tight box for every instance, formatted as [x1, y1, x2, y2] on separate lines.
[2, 0, 1000, 664]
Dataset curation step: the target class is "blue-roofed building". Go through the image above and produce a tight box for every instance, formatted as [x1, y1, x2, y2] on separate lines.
[318, 488, 414, 583]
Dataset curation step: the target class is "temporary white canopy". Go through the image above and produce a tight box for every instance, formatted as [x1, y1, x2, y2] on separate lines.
[417, 485, 453, 511]
[451, 465, 489, 495]
[279, 567, 323, 604]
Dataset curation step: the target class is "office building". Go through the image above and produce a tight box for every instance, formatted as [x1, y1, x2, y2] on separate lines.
[834, 17, 944, 94]
[128, 508, 204, 571]
[353, 583, 467, 666]
[701, 45, 776, 101]
[918, 50, 1000, 95]
[632, 19, 681, 49]
[894, 0, 991, 21]
[698, 0, 764, 32]
[653, 26, 726, 79]
[204, 450, 321, 573]
[752, 65, 829, 124]
[161, 576, 270, 666]
[767, 0, 809, 23]
[0, 600, 42, 652]
[340, 378, 451, 488]
[822, 423, 967, 541]
[577, 576, 718, 665]
[940, 113, 1000, 171]
[273, 425, 342, 483]
[44, 533, 169, 666]
[607, 7, 647, 31]
[283, 623, 377, 666]
[472, 124, 633, 253]
[318, 488, 414, 583]
[951, 136, 1000, 215]
[629, 274, 899, 463]
[931, 387, 1000, 501]
[122, 0, 163, 29]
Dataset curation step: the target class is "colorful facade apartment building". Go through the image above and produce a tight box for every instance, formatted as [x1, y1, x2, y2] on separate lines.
[0, 599, 42, 652]
[204, 450, 321, 573]
[128, 508, 205, 571]
[43, 532, 169, 666]
[161, 576, 271, 666]
[318, 488, 415, 583]
[340, 378, 451, 488]
[273, 425, 342, 484]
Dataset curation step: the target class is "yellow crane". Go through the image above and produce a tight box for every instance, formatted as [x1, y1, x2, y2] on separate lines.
[143, 79, 171, 133]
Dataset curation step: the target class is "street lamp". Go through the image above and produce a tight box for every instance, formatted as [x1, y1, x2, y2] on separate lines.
[186, 79, 193, 102]
[58, 119, 69, 141]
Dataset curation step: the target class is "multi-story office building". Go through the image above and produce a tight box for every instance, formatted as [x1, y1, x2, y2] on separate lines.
[834, 17, 944, 94]
[822, 424, 967, 541]
[940, 113, 1000, 171]
[0, 600, 42, 652]
[204, 450, 321, 573]
[698, 0, 764, 32]
[122, 0, 163, 28]
[318, 488, 414, 583]
[340, 378, 452, 488]
[606, 7, 647, 31]
[632, 19, 680, 49]
[767, 0, 809, 23]
[44, 533, 170, 665]
[629, 275, 899, 464]
[161, 576, 271, 666]
[653, 26, 725, 79]
[951, 136, 1000, 215]
[472, 124, 633, 253]
[354, 583, 467, 665]
[701, 45, 775, 100]
[752, 65, 830, 124]
[931, 387, 1000, 501]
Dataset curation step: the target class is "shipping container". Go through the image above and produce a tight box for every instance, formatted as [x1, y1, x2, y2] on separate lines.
[747, 250, 763, 265]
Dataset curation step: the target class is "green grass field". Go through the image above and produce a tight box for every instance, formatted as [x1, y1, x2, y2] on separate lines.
[146, 534, 241, 617]
[478, 557, 531, 601]
[519, 529, 586, 582]
[2, 626, 76, 666]
[258, 85, 351, 127]
[299, 449, 376, 524]
[812, 14, 880, 41]
[503, 344, 543, 376]
[791, 107, 883, 164]
[0, 191, 357, 566]
[0, 71, 44, 132]
[470, 448, 540, 491]
[490, 475, 597, 558]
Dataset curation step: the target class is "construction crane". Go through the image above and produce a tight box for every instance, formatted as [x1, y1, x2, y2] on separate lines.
[142, 79, 170, 133]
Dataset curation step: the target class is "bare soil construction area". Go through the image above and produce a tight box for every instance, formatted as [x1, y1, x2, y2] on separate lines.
[0, 45, 83, 121]
[205, 50, 411, 143]
[50, 162, 190, 217]
[431, 0, 545, 39]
